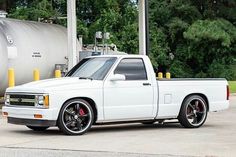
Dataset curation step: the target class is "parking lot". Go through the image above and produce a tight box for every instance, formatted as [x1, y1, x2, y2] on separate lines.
[0, 96, 235, 157]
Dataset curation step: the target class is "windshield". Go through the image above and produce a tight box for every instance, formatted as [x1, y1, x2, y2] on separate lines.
[66, 57, 117, 80]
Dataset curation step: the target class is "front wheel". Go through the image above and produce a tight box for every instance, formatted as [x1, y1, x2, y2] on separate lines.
[178, 95, 208, 128]
[57, 99, 94, 135]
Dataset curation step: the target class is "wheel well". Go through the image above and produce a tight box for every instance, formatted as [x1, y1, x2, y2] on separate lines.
[62, 97, 98, 123]
[182, 93, 209, 111]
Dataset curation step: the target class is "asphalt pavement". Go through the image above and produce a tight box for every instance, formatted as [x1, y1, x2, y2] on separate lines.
[0, 96, 235, 157]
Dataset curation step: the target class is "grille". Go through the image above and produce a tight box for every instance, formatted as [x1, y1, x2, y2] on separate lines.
[9, 94, 35, 107]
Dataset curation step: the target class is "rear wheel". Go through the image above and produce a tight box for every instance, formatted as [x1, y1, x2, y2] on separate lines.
[57, 99, 94, 135]
[26, 126, 49, 131]
[178, 95, 208, 128]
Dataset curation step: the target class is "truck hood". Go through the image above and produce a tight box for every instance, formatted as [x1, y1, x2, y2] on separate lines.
[6, 77, 101, 94]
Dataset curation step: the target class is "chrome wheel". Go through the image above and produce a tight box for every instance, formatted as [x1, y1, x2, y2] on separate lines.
[58, 99, 94, 135]
[178, 95, 208, 128]
[186, 98, 207, 126]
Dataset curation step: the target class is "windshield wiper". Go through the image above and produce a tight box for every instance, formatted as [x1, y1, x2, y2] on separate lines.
[78, 77, 93, 80]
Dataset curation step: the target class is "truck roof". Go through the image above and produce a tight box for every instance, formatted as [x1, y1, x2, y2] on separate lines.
[85, 54, 147, 59]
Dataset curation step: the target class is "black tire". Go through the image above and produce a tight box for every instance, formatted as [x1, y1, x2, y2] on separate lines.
[26, 126, 49, 131]
[57, 99, 94, 135]
[178, 95, 208, 128]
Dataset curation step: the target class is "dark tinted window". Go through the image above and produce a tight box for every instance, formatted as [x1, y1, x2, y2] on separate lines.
[114, 58, 147, 80]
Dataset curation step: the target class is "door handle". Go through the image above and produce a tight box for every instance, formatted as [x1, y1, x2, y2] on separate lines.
[143, 83, 151, 86]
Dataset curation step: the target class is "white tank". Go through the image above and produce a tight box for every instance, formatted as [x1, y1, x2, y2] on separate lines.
[0, 18, 71, 95]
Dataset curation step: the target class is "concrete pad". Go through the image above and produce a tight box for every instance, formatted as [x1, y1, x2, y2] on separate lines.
[0, 96, 235, 157]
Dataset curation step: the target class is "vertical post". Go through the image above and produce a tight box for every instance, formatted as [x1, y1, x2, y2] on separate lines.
[145, 0, 149, 56]
[166, 72, 171, 79]
[8, 68, 15, 87]
[102, 34, 105, 55]
[33, 69, 40, 81]
[139, 0, 147, 55]
[67, 0, 77, 70]
[158, 72, 163, 79]
[95, 34, 97, 53]
[55, 70, 62, 78]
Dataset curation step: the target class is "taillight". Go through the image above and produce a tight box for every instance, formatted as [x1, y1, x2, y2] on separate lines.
[227, 85, 230, 100]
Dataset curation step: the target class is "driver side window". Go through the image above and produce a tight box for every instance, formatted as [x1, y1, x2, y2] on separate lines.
[114, 58, 148, 80]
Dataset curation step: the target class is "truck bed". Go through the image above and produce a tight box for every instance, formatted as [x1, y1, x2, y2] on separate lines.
[156, 78, 229, 118]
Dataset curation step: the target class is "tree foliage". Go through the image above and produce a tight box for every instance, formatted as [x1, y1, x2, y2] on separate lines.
[149, 0, 236, 80]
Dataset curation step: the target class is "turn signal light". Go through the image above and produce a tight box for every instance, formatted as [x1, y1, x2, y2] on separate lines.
[34, 114, 43, 119]
[44, 95, 49, 108]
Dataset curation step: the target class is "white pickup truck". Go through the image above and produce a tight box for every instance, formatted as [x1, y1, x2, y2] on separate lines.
[3, 55, 230, 135]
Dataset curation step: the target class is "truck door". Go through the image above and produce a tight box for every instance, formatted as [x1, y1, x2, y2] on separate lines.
[103, 58, 154, 121]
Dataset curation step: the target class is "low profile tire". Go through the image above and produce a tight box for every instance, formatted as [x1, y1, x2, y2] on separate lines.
[57, 99, 94, 135]
[178, 95, 208, 128]
[26, 126, 49, 131]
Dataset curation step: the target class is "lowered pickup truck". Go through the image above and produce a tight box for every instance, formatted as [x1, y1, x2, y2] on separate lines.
[3, 55, 230, 135]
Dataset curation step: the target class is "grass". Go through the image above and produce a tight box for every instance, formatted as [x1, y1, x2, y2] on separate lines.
[229, 81, 236, 93]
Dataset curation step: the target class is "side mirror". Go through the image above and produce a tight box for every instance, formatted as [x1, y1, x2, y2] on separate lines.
[110, 74, 126, 81]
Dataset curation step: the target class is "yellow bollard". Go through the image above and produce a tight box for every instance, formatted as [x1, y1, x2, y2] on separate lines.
[8, 68, 15, 87]
[55, 70, 62, 78]
[158, 72, 163, 79]
[166, 72, 171, 79]
[33, 69, 40, 81]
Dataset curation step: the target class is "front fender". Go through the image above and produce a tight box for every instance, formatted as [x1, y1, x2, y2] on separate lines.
[48, 88, 103, 121]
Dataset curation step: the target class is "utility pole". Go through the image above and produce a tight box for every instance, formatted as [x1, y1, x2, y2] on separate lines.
[138, 0, 149, 56]
[67, 0, 77, 70]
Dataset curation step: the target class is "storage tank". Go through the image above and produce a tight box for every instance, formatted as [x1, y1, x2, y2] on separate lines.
[0, 17, 75, 95]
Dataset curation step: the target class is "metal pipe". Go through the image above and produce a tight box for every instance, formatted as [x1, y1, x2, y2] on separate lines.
[139, 0, 146, 55]
[145, 0, 149, 56]
[67, 0, 77, 70]
[95, 34, 97, 53]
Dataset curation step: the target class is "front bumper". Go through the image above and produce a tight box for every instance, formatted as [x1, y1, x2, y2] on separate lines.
[2, 106, 58, 126]
[8, 117, 56, 127]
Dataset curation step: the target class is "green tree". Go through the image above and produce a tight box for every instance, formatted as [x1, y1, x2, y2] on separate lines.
[149, 0, 236, 80]
[8, 0, 57, 21]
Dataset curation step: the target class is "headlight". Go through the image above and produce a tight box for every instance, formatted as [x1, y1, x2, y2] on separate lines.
[35, 95, 49, 109]
[4, 94, 10, 105]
